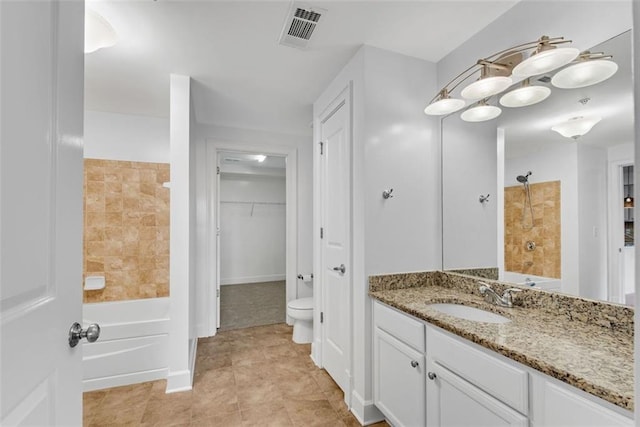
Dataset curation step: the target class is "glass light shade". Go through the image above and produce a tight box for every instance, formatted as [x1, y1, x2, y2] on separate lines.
[551, 60, 618, 89]
[460, 76, 512, 100]
[424, 97, 466, 115]
[460, 105, 502, 122]
[512, 47, 580, 77]
[551, 116, 601, 139]
[499, 85, 551, 107]
[85, 10, 117, 54]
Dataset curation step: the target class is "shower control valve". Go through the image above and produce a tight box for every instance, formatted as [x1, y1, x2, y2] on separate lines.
[526, 241, 536, 251]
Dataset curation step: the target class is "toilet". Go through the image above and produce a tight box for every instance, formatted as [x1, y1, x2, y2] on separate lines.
[287, 297, 313, 344]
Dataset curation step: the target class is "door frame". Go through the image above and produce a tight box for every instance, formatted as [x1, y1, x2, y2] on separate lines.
[199, 140, 298, 336]
[313, 83, 353, 405]
[607, 159, 634, 303]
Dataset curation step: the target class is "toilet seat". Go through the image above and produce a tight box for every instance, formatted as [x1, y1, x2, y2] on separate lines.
[287, 297, 313, 321]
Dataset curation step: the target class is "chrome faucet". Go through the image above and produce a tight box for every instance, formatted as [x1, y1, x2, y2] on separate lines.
[478, 282, 522, 308]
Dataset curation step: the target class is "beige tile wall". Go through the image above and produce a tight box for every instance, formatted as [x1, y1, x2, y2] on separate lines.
[83, 159, 170, 303]
[504, 181, 561, 278]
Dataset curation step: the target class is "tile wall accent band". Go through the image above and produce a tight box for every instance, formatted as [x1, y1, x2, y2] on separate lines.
[83, 159, 170, 303]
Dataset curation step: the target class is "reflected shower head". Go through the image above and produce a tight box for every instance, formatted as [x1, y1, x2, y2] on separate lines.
[516, 171, 532, 183]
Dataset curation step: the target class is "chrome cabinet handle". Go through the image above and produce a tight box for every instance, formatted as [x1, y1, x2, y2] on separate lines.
[410, 360, 419, 368]
[428, 372, 437, 380]
[68, 322, 101, 348]
[332, 264, 346, 275]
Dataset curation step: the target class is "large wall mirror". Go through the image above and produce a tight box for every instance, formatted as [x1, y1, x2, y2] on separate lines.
[442, 29, 634, 306]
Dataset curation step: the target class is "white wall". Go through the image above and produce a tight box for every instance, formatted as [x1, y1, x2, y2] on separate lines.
[219, 174, 286, 285]
[577, 144, 608, 300]
[84, 110, 169, 162]
[313, 45, 439, 424]
[504, 142, 579, 295]
[167, 74, 195, 393]
[442, 114, 498, 270]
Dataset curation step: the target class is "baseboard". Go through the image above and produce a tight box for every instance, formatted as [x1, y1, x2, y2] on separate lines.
[166, 369, 193, 393]
[188, 338, 198, 385]
[220, 274, 285, 285]
[82, 368, 167, 392]
[350, 390, 385, 426]
[310, 339, 322, 368]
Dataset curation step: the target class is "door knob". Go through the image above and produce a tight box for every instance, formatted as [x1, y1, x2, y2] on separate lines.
[68, 322, 100, 348]
[428, 372, 437, 380]
[332, 264, 346, 274]
[410, 360, 419, 368]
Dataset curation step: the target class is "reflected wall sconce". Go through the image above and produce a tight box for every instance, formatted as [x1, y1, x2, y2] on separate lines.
[424, 35, 617, 121]
[550, 116, 601, 139]
[85, 10, 118, 54]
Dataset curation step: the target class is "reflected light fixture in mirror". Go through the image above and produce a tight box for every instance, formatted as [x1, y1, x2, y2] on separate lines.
[550, 116, 602, 139]
[85, 10, 118, 54]
[624, 195, 634, 208]
[423, 89, 466, 115]
[461, 100, 502, 122]
[551, 55, 619, 89]
[499, 79, 551, 107]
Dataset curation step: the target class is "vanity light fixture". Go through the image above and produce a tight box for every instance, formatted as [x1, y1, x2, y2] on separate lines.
[550, 116, 601, 139]
[624, 195, 634, 208]
[85, 10, 118, 54]
[499, 79, 551, 108]
[423, 89, 466, 116]
[511, 36, 580, 78]
[461, 100, 502, 122]
[551, 52, 618, 89]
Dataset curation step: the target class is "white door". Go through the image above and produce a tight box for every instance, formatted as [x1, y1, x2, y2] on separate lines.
[319, 96, 350, 393]
[0, 1, 85, 425]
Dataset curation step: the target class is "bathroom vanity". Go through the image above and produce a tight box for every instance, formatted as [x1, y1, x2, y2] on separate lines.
[370, 271, 634, 427]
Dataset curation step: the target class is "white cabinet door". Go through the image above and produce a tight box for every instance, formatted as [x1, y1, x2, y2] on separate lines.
[0, 0, 84, 425]
[374, 328, 425, 427]
[536, 378, 633, 427]
[426, 360, 527, 427]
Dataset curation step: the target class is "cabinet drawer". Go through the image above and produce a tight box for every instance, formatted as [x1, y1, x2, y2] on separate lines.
[374, 300, 425, 352]
[427, 326, 528, 415]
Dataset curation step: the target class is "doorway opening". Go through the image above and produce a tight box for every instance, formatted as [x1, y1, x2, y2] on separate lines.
[217, 151, 287, 331]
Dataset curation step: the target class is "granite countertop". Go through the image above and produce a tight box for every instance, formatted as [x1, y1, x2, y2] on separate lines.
[369, 278, 634, 412]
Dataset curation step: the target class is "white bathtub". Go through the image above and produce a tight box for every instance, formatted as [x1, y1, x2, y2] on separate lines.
[82, 297, 170, 391]
[501, 272, 561, 291]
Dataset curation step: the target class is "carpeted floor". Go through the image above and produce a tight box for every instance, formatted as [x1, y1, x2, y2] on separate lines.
[219, 281, 286, 331]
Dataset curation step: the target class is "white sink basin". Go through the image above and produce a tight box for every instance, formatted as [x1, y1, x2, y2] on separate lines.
[428, 303, 511, 324]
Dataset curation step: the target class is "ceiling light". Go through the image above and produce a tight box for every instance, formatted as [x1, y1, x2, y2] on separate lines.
[512, 47, 580, 78]
[255, 155, 267, 162]
[499, 80, 551, 107]
[551, 59, 618, 89]
[424, 89, 466, 116]
[85, 10, 117, 54]
[461, 76, 512, 100]
[461, 101, 502, 122]
[551, 116, 601, 139]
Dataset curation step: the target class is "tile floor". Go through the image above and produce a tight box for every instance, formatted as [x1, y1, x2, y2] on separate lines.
[83, 323, 389, 426]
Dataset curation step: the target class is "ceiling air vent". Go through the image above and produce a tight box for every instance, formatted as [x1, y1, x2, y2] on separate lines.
[278, 2, 326, 49]
[537, 75, 552, 83]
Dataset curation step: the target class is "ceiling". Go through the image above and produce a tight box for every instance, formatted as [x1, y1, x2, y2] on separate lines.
[85, 0, 519, 136]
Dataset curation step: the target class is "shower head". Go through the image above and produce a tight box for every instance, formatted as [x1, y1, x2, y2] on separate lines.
[516, 171, 532, 183]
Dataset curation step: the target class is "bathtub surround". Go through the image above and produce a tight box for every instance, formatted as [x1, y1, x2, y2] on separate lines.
[82, 298, 170, 392]
[504, 180, 561, 279]
[83, 158, 170, 303]
[369, 270, 634, 411]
